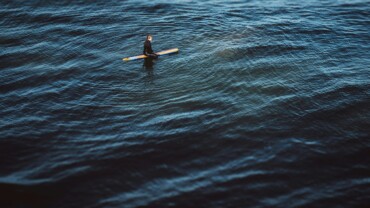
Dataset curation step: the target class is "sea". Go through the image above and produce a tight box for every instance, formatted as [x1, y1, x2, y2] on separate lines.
[1, 0, 369, 207]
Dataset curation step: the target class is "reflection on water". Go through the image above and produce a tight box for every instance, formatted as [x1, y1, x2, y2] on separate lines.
[143, 58, 155, 70]
[143, 58, 155, 84]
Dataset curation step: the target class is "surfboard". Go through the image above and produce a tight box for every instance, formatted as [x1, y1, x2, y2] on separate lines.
[122, 48, 179, 61]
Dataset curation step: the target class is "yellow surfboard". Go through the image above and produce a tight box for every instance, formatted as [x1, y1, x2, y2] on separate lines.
[122, 48, 179, 61]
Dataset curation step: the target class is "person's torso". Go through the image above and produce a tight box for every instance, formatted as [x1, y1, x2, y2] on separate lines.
[143, 40, 153, 54]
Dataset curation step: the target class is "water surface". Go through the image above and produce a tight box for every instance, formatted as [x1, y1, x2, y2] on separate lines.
[1, 0, 369, 207]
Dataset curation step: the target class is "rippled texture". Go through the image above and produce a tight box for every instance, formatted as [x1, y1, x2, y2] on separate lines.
[1, 0, 369, 207]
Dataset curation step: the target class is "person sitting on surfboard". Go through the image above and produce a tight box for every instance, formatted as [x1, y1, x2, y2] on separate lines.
[143, 34, 158, 58]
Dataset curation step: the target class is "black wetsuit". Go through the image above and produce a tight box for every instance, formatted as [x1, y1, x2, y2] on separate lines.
[143, 40, 157, 58]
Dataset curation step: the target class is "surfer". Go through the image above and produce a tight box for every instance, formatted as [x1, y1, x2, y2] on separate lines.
[143, 34, 158, 59]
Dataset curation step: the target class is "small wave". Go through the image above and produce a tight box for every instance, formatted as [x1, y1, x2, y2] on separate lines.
[295, 27, 335, 35]
[0, 180, 54, 207]
[216, 44, 306, 61]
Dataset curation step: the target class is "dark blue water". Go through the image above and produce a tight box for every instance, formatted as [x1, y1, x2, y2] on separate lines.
[1, 0, 370, 207]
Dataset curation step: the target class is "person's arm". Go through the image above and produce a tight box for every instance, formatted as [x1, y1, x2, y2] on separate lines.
[147, 42, 154, 55]
[143, 42, 149, 56]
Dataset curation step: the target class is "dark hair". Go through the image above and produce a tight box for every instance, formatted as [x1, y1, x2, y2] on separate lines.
[146, 34, 152, 40]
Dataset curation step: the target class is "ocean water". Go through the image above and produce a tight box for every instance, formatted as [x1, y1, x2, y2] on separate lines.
[1, 0, 369, 207]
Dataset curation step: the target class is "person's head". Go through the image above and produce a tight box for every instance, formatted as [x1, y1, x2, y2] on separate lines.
[146, 34, 153, 42]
